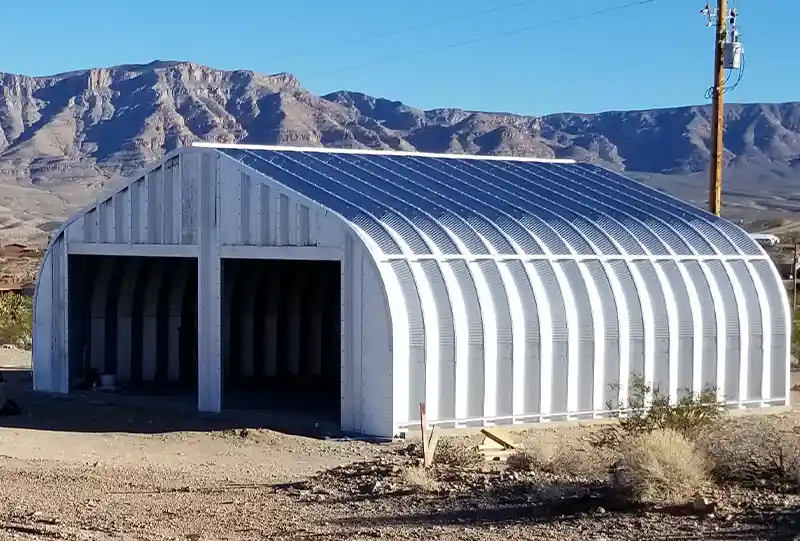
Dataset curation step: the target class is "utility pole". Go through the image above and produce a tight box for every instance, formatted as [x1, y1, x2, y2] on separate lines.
[708, 0, 727, 216]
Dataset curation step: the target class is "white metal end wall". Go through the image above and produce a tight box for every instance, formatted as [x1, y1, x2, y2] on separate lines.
[32, 235, 68, 393]
[63, 154, 200, 248]
[33, 147, 393, 436]
[32, 149, 215, 403]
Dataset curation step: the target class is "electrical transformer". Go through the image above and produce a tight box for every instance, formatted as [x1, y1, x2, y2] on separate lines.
[723, 41, 743, 70]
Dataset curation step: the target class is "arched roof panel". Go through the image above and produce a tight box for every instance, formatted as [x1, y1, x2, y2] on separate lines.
[216, 145, 767, 259]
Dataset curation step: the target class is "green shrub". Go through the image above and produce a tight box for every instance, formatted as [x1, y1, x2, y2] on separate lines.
[0, 292, 32, 350]
[593, 374, 725, 447]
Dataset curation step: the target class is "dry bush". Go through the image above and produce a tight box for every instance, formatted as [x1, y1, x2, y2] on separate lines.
[701, 416, 800, 485]
[792, 306, 800, 363]
[506, 448, 547, 472]
[613, 429, 710, 505]
[399, 466, 440, 493]
[432, 438, 483, 468]
[401, 437, 482, 468]
[593, 375, 725, 447]
[401, 440, 424, 459]
[548, 442, 611, 478]
[0, 292, 32, 350]
[507, 442, 610, 479]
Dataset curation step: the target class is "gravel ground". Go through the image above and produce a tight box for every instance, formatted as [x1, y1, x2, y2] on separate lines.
[0, 354, 799, 540]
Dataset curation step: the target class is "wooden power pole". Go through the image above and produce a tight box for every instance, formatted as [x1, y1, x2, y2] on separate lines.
[708, 0, 727, 216]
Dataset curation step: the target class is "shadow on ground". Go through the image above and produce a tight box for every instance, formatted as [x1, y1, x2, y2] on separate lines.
[0, 369, 353, 439]
[327, 487, 800, 540]
[281, 456, 800, 540]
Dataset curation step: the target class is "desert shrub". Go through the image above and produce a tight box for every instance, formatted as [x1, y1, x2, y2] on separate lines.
[506, 448, 547, 472]
[791, 306, 800, 365]
[0, 292, 32, 350]
[507, 442, 610, 479]
[401, 437, 483, 468]
[702, 416, 800, 485]
[593, 375, 725, 447]
[399, 465, 440, 493]
[547, 441, 612, 478]
[401, 440, 424, 459]
[613, 429, 710, 505]
[432, 438, 483, 468]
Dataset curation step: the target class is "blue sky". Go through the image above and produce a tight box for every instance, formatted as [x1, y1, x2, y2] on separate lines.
[2, 0, 794, 116]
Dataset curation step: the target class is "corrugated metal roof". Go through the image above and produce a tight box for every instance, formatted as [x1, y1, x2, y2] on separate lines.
[213, 145, 764, 259]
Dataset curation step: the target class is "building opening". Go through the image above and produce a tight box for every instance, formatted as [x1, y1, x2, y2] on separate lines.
[67, 255, 198, 395]
[220, 258, 341, 422]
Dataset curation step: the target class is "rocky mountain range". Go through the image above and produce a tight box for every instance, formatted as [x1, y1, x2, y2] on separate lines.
[0, 60, 798, 243]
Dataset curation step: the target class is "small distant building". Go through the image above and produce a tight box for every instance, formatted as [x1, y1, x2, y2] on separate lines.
[748, 233, 781, 248]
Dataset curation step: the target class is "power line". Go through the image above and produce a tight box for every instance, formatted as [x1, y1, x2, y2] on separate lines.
[275, 0, 551, 62]
[302, 0, 661, 80]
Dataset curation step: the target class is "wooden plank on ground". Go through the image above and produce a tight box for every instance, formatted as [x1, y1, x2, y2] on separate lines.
[479, 427, 517, 450]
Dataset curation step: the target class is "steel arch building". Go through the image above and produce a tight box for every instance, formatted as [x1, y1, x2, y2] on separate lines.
[32, 143, 791, 437]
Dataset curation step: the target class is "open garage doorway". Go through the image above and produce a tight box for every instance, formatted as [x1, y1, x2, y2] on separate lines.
[67, 256, 198, 396]
[221, 258, 341, 423]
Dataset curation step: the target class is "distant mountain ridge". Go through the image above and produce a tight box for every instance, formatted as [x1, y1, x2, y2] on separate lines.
[0, 60, 798, 241]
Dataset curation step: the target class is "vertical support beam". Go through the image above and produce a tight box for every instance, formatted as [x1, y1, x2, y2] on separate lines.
[54, 237, 70, 393]
[197, 151, 222, 413]
[340, 236, 353, 431]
